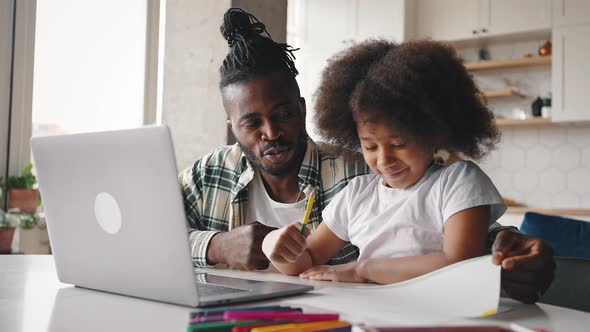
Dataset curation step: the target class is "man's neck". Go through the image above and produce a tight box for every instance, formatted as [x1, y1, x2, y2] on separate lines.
[258, 169, 301, 204]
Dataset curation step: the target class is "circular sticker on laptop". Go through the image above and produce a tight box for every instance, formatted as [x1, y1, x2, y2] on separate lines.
[94, 192, 122, 234]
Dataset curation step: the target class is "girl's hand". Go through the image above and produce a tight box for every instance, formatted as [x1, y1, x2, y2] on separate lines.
[299, 262, 368, 283]
[262, 222, 310, 264]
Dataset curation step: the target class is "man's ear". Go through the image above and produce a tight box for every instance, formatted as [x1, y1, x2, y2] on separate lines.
[299, 97, 306, 117]
[226, 119, 233, 130]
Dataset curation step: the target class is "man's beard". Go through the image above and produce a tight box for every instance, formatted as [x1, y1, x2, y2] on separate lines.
[239, 131, 308, 176]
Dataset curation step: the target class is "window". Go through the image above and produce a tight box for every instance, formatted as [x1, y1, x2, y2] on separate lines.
[31, 0, 149, 137]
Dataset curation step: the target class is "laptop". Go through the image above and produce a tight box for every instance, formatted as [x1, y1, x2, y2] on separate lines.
[31, 126, 313, 307]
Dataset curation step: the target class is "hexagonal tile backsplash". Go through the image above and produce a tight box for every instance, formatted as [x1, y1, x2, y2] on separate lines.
[478, 125, 590, 209]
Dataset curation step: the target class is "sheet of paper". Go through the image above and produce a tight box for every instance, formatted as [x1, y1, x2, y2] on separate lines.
[283, 255, 501, 325]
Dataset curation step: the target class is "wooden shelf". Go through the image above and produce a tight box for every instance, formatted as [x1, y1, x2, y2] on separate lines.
[506, 207, 590, 217]
[495, 117, 552, 126]
[482, 89, 525, 98]
[465, 56, 551, 71]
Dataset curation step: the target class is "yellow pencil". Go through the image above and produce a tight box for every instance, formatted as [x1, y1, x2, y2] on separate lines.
[300, 188, 316, 235]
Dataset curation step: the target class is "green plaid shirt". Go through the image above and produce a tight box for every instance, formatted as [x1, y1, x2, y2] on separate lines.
[179, 140, 370, 267]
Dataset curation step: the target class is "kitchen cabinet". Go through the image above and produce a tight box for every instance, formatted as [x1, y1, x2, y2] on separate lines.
[551, 24, 590, 122]
[356, 0, 410, 42]
[415, 0, 551, 41]
[415, 0, 479, 41]
[300, 0, 409, 49]
[290, 0, 357, 111]
[552, 0, 590, 27]
[288, 0, 413, 137]
[484, 0, 552, 35]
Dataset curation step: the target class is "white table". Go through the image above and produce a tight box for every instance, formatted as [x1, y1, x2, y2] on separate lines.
[1, 255, 589, 332]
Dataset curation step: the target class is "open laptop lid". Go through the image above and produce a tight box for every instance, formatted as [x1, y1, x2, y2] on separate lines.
[32, 126, 200, 306]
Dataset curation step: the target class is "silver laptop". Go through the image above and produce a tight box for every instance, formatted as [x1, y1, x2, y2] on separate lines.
[31, 126, 312, 307]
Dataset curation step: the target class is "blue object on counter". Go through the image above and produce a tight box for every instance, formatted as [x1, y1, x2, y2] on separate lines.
[520, 212, 590, 259]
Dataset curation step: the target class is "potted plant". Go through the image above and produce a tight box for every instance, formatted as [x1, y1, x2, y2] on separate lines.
[0, 208, 15, 254]
[1, 163, 40, 215]
[16, 211, 50, 254]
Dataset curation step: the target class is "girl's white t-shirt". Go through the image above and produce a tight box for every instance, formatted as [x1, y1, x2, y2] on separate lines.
[322, 160, 506, 261]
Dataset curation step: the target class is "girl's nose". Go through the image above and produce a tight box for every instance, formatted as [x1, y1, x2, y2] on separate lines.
[377, 150, 397, 169]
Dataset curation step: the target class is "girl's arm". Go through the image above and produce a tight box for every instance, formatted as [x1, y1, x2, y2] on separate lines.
[262, 222, 348, 276]
[357, 205, 490, 284]
[302, 205, 490, 284]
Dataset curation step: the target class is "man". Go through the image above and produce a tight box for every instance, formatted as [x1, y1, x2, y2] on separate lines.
[179, 8, 554, 304]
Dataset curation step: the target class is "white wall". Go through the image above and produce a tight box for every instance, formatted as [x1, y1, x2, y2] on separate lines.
[233, 0, 287, 43]
[161, 0, 288, 172]
[161, 0, 232, 172]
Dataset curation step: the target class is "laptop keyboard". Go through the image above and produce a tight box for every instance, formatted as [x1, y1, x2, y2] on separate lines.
[195, 282, 248, 297]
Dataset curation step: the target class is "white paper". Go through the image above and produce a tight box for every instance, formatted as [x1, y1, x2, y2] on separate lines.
[283, 255, 500, 325]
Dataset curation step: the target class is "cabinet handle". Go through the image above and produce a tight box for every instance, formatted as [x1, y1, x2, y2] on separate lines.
[481, 28, 488, 33]
[472, 30, 479, 35]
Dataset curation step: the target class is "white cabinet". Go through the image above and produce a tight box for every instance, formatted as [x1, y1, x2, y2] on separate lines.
[291, 0, 357, 115]
[551, 24, 590, 122]
[552, 0, 590, 27]
[415, 0, 551, 41]
[415, 0, 480, 41]
[288, 0, 413, 138]
[484, 0, 552, 35]
[356, 0, 409, 42]
[299, 0, 410, 46]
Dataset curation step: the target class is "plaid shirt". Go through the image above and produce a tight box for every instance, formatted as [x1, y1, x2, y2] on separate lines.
[179, 140, 370, 267]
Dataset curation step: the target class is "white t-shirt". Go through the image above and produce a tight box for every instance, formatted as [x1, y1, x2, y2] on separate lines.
[322, 160, 506, 261]
[245, 170, 307, 228]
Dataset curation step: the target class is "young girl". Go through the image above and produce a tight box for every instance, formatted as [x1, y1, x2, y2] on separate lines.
[261, 40, 507, 284]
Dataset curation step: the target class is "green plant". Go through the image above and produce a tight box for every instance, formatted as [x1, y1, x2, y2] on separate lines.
[7, 163, 37, 189]
[0, 163, 40, 210]
[17, 213, 37, 229]
[0, 210, 36, 229]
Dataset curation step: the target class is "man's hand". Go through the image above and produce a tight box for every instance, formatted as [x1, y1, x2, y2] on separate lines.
[207, 222, 276, 270]
[492, 230, 556, 304]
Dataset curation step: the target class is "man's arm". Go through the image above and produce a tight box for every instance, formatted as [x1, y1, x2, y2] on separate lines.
[179, 161, 275, 270]
[179, 163, 220, 267]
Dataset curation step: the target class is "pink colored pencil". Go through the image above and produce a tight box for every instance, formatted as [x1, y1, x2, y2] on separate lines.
[224, 311, 339, 322]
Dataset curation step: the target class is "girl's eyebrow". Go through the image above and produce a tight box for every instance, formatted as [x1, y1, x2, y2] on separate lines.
[359, 134, 401, 141]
